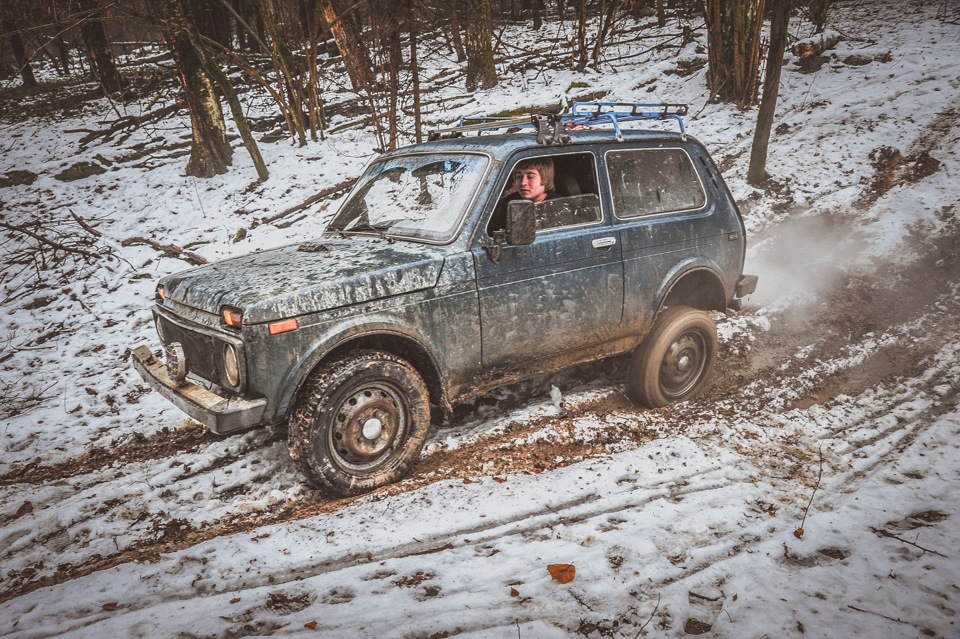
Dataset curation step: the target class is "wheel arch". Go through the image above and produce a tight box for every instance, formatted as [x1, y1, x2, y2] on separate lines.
[656, 264, 728, 315]
[281, 328, 448, 426]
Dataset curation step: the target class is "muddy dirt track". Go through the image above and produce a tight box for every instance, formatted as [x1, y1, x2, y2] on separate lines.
[3, 207, 957, 608]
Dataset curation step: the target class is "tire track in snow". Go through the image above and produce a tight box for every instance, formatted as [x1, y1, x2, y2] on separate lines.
[3, 224, 958, 611]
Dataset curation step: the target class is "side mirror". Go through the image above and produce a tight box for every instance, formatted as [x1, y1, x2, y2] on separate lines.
[506, 200, 536, 246]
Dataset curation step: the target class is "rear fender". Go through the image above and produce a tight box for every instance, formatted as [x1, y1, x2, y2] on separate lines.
[654, 260, 729, 316]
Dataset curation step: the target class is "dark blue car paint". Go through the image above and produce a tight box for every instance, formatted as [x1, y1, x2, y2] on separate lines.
[134, 129, 750, 434]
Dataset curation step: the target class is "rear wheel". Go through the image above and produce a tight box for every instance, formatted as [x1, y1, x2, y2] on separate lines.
[288, 350, 430, 497]
[627, 306, 717, 408]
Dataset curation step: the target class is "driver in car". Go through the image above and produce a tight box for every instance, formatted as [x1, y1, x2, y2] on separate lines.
[488, 157, 555, 235]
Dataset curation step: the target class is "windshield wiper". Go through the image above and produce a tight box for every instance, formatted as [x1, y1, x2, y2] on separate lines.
[340, 222, 394, 242]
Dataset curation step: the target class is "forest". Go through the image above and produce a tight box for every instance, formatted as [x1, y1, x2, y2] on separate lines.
[2, 1, 959, 638]
[1, 0, 825, 181]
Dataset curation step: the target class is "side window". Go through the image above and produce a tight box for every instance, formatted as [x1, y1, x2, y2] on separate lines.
[534, 193, 601, 232]
[487, 151, 601, 236]
[606, 148, 706, 218]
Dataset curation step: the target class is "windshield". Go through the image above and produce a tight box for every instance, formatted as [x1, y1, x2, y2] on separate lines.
[329, 153, 489, 243]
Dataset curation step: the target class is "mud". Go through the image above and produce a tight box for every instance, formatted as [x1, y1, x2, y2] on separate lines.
[3, 200, 958, 606]
[0, 422, 220, 486]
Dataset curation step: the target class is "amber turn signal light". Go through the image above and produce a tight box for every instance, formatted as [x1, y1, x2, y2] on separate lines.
[268, 318, 298, 335]
[222, 308, 243, 328]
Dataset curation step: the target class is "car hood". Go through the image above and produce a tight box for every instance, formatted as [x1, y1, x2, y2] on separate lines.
[159, 237, 446, 324]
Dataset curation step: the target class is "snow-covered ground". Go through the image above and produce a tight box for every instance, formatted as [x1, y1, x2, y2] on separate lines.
[1, 1, 959, 637]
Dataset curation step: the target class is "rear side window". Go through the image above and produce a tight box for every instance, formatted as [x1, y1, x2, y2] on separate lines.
[606, 148, 706, 218]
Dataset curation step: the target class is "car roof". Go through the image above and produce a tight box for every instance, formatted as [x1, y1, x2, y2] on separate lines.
[380, 129, 700, 163]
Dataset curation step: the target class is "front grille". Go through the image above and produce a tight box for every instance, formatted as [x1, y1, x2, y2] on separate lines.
[156, 314, 222, 386]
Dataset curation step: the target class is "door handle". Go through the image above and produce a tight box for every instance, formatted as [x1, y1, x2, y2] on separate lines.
[592, 237, 616, 249]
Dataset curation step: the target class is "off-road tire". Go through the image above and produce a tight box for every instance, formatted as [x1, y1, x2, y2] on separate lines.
[288, 350, 430, 497]
[627, 305, 718, 408]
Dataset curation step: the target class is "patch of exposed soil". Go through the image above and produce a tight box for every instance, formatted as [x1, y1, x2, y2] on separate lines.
[863, 93, 958, 206]
[3, 206, 959, 607]
[866, 145, 941, 203]
[0, 422, 220, 485]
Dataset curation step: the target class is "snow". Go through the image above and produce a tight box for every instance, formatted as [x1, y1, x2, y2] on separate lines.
[2, 1, 959, 637]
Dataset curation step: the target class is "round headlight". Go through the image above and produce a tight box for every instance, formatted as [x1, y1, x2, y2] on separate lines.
[223, 343, 240, 387]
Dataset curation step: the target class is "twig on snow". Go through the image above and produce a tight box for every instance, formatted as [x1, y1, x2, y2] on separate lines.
[635, 594, 660, 638]
[261, 178, 356, 225]
[0, 219, 101, 261]
[847, 604, 910, 624]
[797, 441, 825, 535]
[120, 237, 208, 266]
[870, 528, 948, 558]
[68, 209, 103, 238]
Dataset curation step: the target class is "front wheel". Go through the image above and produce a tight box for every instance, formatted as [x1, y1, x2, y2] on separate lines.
[288, 350, 431, 497]
[627, 306, 718, 408]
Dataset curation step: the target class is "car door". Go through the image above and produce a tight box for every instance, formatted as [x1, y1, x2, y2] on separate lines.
[471, 151, 624, 368]
[603, 144, 728, 330]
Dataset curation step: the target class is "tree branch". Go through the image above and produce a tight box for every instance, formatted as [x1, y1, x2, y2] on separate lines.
[0, 220, 101, 261]
[261, 178, 356, 224]
[870, 528, 948, 558]
[120, 237, 208, 265]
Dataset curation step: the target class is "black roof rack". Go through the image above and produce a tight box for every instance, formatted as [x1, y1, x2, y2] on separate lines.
[427, 102, 688, 144]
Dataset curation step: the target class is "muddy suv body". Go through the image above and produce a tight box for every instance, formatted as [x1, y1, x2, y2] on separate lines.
[132, 105, 757, 496]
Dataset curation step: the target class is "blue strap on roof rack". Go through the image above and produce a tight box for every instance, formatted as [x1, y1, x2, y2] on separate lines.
[427, 101, 688, 143]
[568, 102, 687, 139]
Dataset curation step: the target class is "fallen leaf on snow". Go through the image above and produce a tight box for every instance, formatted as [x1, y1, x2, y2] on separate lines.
[547, 564, 576, 584]
[510, 587, 520, 597]
[101, 602, 118, 611]
[304, 621, 317, 630]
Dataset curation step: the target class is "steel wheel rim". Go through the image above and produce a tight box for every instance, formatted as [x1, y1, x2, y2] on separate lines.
[329, 381, 408, 472]
[659, 330, 707, 399]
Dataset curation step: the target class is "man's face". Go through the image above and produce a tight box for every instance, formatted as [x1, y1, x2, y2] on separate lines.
[514, 168, 547, 202]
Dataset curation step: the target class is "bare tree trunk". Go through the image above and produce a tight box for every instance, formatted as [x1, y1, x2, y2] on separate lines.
[748, 0, 792, 184]
[3, 19, 37, 88]
[532, 0, 544, 29]
[591, 0, 622, 70]
[157, 0, 233, 178]
[192, 0, 232, 49]
[77, 0, 125, 95]
[574, 0, 587, 70]
[705, 0, 767, 107]
[319, 0, 375, 94]
[409, 0, 423, 143]
[465, 0, 497, 90]
[387, 17, 402, 149]
[809, 0, 830, 33]
[657, 0, 666, 27]
[50, 0, 72, 75]
[205, 58, 268, 180]
[448, 1, 466, 63]
[260, 1, 308, 146]
[304, 0, 327, 141]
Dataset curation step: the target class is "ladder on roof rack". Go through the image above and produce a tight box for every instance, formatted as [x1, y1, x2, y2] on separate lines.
[427, 102, 688, 144]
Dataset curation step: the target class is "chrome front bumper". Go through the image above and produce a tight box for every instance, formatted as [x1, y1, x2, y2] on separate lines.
[131, 345, 267, 434]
